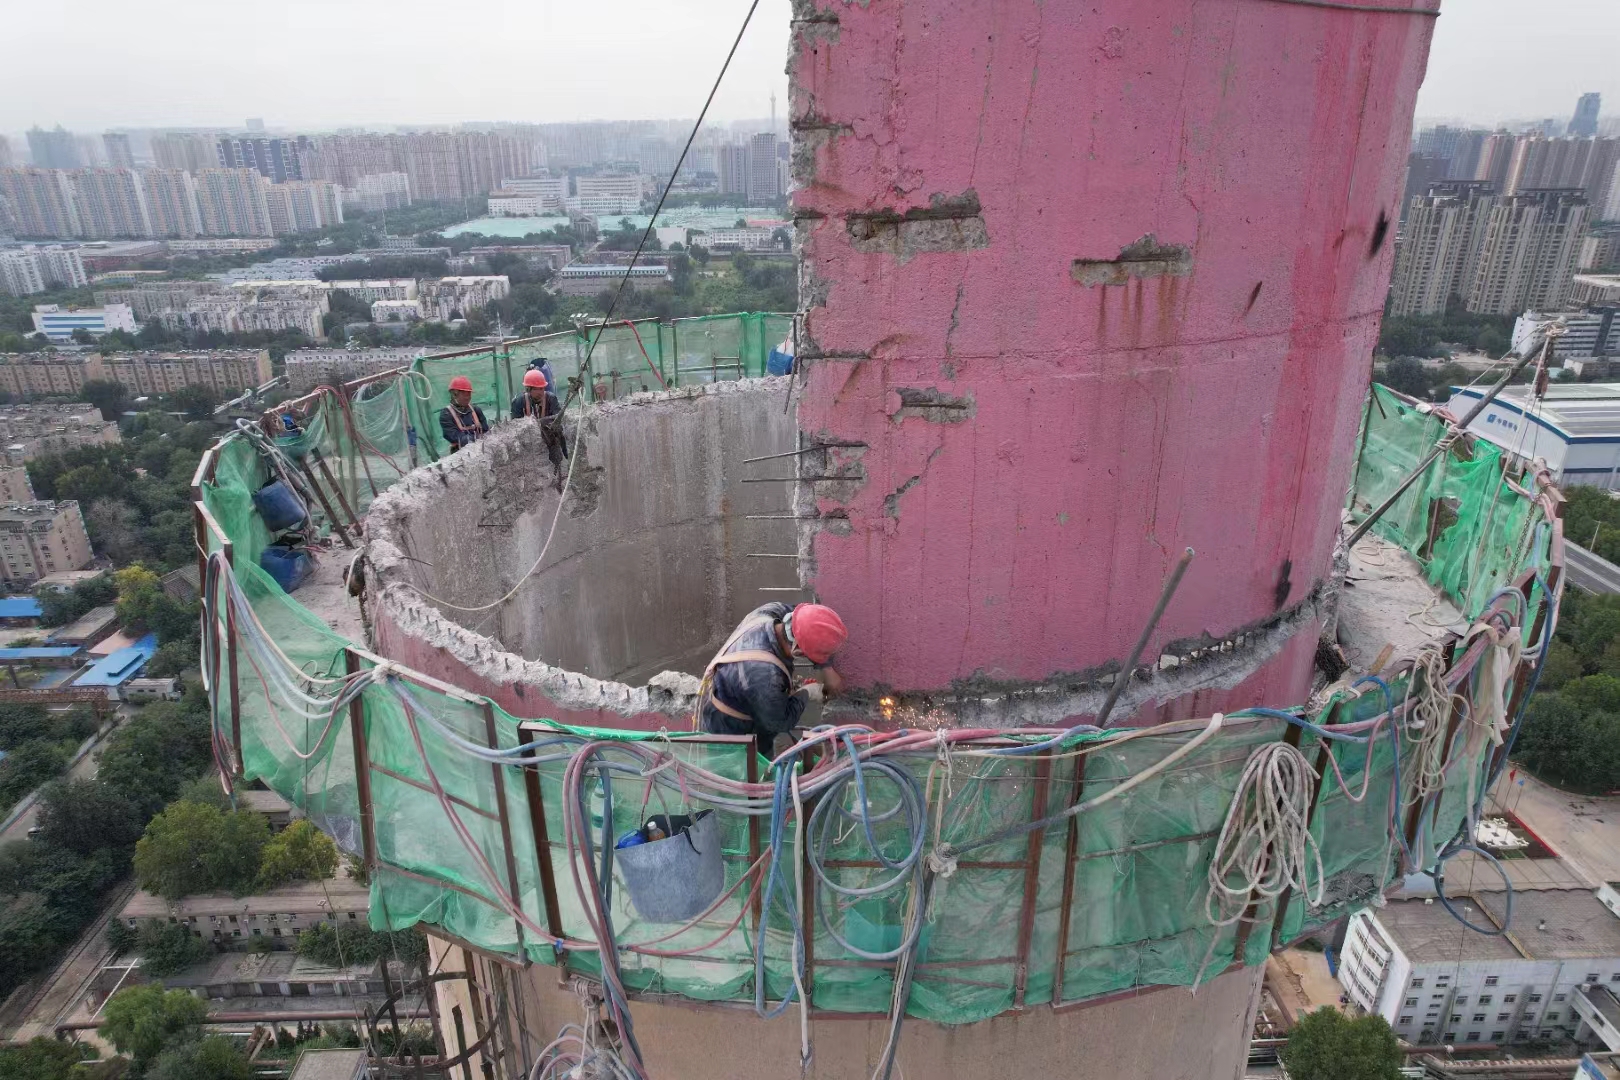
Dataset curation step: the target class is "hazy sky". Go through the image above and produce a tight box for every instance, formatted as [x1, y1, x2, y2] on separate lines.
[0, 0, 1615, 136]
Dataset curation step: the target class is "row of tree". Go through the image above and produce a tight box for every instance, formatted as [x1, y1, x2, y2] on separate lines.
[0, 687, 212, 1002]
[134, 806, 338, 900]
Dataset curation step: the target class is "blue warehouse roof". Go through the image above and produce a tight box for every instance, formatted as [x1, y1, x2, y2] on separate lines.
[0, 598, 43, 619]
[0, 646, 82, 661]
[73, 633, 158, 688]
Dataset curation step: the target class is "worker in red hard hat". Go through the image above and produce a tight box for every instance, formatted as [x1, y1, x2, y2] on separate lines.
[439, 375, 488, 453]
[511, 368, 569, 491]
[697, 602, 847, 745]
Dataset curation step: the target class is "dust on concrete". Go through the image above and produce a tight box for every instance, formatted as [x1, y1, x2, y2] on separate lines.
[1335, 532, 1464, 674]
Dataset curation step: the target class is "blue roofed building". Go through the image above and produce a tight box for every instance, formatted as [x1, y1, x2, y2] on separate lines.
[0, 596, 42, 625]
[72, 633, 158, 700]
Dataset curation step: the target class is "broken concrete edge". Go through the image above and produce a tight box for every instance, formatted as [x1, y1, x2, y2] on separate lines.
[1072, 234, 1195, 287]
[363, 379, 795, 723]
[822, 582, 1333, 731]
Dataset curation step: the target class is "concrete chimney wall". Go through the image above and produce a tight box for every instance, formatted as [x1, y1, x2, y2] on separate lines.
[790, 0, 1439, 720]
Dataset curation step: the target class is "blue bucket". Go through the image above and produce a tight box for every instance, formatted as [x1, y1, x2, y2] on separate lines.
[253, 480, 308, 532]
[260, 545, 315, 593]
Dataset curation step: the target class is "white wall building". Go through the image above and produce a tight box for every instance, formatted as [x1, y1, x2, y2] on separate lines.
[501, 176, 567, 208]
[488, 194, 550, 217]
[418, 276, 509, 321]
[283, 346, 422, 390]
[371, 299, 422, 322]
[1446, 382, 1620, 490]
[1341, 890, 1620, 1049]
[1513, 310, 1620, 360]
[693, 227, 776, 252]
[30, 302, 137, 341]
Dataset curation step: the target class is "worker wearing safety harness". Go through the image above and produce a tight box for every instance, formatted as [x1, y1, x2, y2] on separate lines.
[510, 368, 569, 491]
[697, 602, 847, 744]
[439, 375, 488, 453]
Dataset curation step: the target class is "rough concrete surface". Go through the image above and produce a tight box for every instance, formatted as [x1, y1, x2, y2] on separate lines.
[1336, 532, 1465, 673]
[789, 0, 1439, 712]
[365, 379, 796, 727]
[444, 940, 1264, 1080]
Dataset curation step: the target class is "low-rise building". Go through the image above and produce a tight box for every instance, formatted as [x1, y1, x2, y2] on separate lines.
[553, 263, 669, 296]
[283, 346, 420, 390]
[123, 676, 180, 702]
[72, 631, 157, 699]
[289, 1048, 369, 1080]
[0, 403, 120, 464]
[166, 238, 278, 253]
[1514, 309, 1620, 361]
[370, 299, 422, 323]
[120, 875, 371, 948]
[164, 951, 385, 1001]
[327, 279, 416, 303]
[47, 603, 119, 648]
[97, 349, 274, 396]
[0, 466, 33, 504]
[463, 244, 571, 272]
[30, 303, 137, 342]
[692, 226, 777, 251]
[0, 353, 101, 397]
[152, 296, 327, 340]
[1573, 275, 1620, 307]
[418, 276, 510, 321]
[36, 567, 107, 593]
[487, 193, 551, 217]
[1341, 888, 1620, 1049]
[0, 501, 93, 585]
[95, 280, 226, 319]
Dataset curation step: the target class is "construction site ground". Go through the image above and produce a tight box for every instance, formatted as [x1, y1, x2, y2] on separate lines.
[1265, 948, 1345, 1026]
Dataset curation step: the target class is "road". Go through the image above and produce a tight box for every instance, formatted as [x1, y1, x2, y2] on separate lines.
[0, 705, 133, 845]
[0, 879, 135, 1043]
[1562, 542, 1620, 595]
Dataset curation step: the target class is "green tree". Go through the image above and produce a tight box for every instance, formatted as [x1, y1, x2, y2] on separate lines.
[0, 741, 72, 814]
[35, 779, 143, 857]
[257, 820, 339, 890]
[96, 696, 212, 818]
[0, 1037, 97, 1079]
[78, 379, 132, 421]
[134, 918, 212, 977]
[146, 1036, 252, 1080]
[98, 985, 208, 1069]
[113, 564, 197, 644]
[167, 385, 218, 420]
[1280, 1009, 1403, 1080]
[144, 641, 195, 679]
[133, 801, 270, 900]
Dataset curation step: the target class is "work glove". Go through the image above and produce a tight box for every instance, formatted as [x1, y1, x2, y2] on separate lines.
[798, 680, 824, 703]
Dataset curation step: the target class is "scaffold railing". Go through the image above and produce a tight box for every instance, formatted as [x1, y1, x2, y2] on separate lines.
[188, 376, 1563, 1034]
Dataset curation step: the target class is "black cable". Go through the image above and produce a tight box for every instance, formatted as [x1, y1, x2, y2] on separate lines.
[576, 0, 765, 384]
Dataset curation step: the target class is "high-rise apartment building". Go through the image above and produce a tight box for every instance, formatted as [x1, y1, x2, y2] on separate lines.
[0, 136, 12, 169]
[216, 135, 305, 182]
[71, 168, 152, 239]
[717, 144, 749, 196]
[1503, 136, 1620, 206]
[25, 127, 80, 170]
[348, 172, 412, 213]
[747, 132, 782, 204]
[0, 501, 93, 585]
[1467, 188, 1590, 315]
[0, 251, 47, 298]
[194, 169, 275, 237]
[1571, 93, 1602, 139]
[141, 169, 203, 238]
[265, 180, 344, 234]
[0, 168, 81, 238]
[399, 132, 467, 202]
[151, 132, 219, 174]
[1390, 182, 1496, 316]
[102, 133, 135, 169]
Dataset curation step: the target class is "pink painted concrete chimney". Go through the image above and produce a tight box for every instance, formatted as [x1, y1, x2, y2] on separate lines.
[791, 0, 1438, 715]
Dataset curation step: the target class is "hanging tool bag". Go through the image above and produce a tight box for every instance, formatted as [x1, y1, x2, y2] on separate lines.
[614, 809, 725, 923]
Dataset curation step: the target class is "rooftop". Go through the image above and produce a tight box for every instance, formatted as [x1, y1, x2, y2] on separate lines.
[72, 632, 156, 687]
[122, 875, 370, 919]
[0, 597, 43, 620]
[1449, 383, 1620, 440]
[289, 1048, 368, 1080]
[162, 949, 378, 989]
[1376, 898, 1523, 963]
[1475, 890, 1620, 960]
[49, 604, 118, 644]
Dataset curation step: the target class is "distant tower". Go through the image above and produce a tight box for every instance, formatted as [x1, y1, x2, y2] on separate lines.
[770, 90, 777, 135]
[1569, 93, 1601, 138]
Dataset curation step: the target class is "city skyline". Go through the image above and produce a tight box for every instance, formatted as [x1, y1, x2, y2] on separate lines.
[1, 0, 1614, 135]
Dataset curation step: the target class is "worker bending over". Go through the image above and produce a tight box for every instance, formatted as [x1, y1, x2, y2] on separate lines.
[439, 375, 488, 453]
[510, 368, 569, 491]
[698, 602, 847, 745]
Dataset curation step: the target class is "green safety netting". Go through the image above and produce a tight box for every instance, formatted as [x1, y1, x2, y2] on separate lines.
[191, 380, 1555, 1023]
[1350, 384, 1553, 619]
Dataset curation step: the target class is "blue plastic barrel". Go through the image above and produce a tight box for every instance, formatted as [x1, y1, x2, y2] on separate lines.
[253, 480, 308, 532]
[259, 546, 315, 593]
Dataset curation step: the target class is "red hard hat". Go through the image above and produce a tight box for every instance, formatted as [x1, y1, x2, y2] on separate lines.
[789, 604, 847, 665]
[523, 369, 548, 388]
[449, 375, 473, 393]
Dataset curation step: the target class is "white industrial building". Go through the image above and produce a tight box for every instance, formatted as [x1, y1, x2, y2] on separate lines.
[1514, 310, 1620, 361]
[1445, 383, 1620, 491]
[1339, 886, 1620, 1051]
